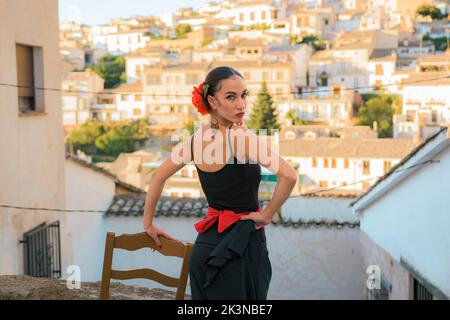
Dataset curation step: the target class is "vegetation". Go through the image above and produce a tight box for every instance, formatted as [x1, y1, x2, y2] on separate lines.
[68, 119, 150, 158]
[284, 110, 309, 126]
[416, 4, 448, 20]
[175, 24, 192, 39]
[93, 54, 126, 89]
[357, 94, 401, 138]
[423, 34, 449, 52]
[247, 82, 281, 135]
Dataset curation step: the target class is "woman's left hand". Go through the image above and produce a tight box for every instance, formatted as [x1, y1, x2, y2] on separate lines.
[240, 211, 272, 230]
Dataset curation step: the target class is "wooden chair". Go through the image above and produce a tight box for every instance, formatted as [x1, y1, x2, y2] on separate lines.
[99, 232, 193, 300]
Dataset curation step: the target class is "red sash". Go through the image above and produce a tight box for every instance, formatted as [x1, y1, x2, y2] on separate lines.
[195, 206, 262, 234]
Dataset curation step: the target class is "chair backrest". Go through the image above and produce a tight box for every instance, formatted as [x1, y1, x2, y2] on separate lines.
[99, 232, 193, 300]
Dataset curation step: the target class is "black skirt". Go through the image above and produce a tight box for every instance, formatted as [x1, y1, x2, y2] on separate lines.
[189, 220, 272, 300]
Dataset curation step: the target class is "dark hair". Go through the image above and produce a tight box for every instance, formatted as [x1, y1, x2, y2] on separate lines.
[203, 66, 243, 112]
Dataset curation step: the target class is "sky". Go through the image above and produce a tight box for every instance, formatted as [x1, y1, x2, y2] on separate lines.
[59, 0, 210, 25]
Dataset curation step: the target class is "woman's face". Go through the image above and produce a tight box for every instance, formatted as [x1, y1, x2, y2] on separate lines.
[207, 75, 249, 124]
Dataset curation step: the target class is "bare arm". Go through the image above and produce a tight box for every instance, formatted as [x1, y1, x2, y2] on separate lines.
[143, 137, 192, 246]
[235, 128, 297, 225]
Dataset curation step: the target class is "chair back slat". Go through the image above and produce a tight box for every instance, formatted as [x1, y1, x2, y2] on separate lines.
[99, 231, 193, 300]
[114, 232, 185, 257]
[111, 268, 180, 287]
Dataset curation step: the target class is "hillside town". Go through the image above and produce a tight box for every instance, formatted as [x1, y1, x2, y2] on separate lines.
[1, 0, 449, 300]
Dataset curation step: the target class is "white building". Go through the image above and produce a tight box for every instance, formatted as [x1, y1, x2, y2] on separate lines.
[61, 69, 104, 127]
[394, 72, 450, 141]
[215, 0, 286, 27]
[279, 136, 419, 194]
[0, 0, 68, 276]
[278, 86, 354, 126]
[125, 47, 169, 84]
[351, 127, 450, 299]
[91, 29, 150, 55]
[92, 83, 146, 122]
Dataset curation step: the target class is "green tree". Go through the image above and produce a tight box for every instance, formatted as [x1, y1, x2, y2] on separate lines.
[175, 24, 192, 39]
[94, 54, 126, 89]
[417, 4, 447, 20]
[357, 94, 400, 138]
[285, 110, 309, 126]
[184, 119, 195, 135]
[68, 119, 150, 158]
[95, 125, 138, 157]
[247, 82, 280, 135]
[68, 120, 105, 153]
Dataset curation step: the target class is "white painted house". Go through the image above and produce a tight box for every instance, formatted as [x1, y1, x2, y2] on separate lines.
[394, 72, 450, 141]
[91, 29, 150, 55]
[0, 0, 68, 276]
[215, 0, 286, 27]
[279, 136, 419, 194]
[61, 69, 104, 127]
[351, 127, 450, 299]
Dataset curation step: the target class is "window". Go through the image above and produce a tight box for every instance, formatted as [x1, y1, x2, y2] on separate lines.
[406, 110, 416, 121]
[312, 157, 317, 168]
[262, 11, 266, 20]
[362, 182, 370, 191]
[133, 108, 141, 116]
[183, 192, 190, 198]
[16, 43, 44, 113]
[250, 12, 255, 20]
[375, 64, 384, 75]
[186, 73, 201, 85]
[146, 74, 161, 85]
[432, 110, 438, 122]
[135, 95, 142, 102]
[276, 71, 284, 81]
[363, 160, 370, 175]
[122, 94, 129, 101]
[413, 278, 433, 300]
[319, 180, 328, 188]
[323, 158, 329, 168]
[331, 158, 337, 168]
[181, 169, 189, 177]
[384, 161, 392, 174]
[135, 65, 142, 78]
[271, 10, 277, 19]
[375, 80, 382, 91]
[170, 192, 179, 198]
[344, 158, 350, 169]
[240, 13, 244, 22]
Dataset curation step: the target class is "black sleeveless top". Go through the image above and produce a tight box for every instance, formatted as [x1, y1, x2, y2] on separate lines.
[191, 125, 261, 213]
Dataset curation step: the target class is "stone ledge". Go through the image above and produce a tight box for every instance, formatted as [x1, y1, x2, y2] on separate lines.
[0, 275, 187, 300]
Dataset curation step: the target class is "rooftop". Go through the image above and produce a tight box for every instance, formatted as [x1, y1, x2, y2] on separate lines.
[279, 137, 419, 159]
[105, 194, 359, 229]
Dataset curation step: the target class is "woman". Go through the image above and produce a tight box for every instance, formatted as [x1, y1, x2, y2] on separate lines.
[143, 66, 297, 300]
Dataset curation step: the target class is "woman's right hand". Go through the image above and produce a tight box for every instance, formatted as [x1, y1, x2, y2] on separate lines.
[144, 224, 176, 248]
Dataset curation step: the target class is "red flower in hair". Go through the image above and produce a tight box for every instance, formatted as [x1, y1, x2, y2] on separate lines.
[192, 82, 209, 116]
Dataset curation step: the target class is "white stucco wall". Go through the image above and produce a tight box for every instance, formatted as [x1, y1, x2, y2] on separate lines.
[0, 0, 68, 275]
[101, 214, 364, 299]
[358, 146, 450, 298]
[95, 195, 364, 299]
